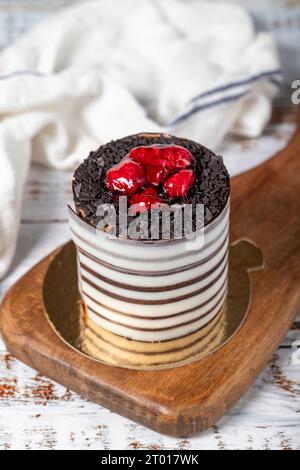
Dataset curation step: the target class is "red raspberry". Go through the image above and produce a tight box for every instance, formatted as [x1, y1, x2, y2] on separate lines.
[106, 145, 196, 203]
[106, 158, 146, 196]
[161, 146, 194, 173]
[128, 145, 194, 186]
[163, 169, 195, 199]
[128, 146, 158, 165]
[129, 188, 165, 214]
[146, 164, 165, 186]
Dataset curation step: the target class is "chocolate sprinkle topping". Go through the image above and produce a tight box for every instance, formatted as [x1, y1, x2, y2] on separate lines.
[72, 133, 230, 237]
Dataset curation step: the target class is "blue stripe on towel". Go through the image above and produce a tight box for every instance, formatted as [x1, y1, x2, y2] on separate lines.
[170, 90, 250, 126]
[269, 78, 282, 87]
[170, 69, 282, 127]
[0, 70, 45, 80]
[190, 69, 282, 103]
[0, 68, 282, 130]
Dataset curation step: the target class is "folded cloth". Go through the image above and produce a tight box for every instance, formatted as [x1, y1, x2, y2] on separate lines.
[0, 0, 280, 278]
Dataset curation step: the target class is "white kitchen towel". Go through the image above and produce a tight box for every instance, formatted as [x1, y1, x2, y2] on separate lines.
[0, 0, 280, 278]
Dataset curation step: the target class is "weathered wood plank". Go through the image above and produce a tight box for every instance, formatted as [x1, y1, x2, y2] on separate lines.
[0, 1, 69, 50]
[0, 338, 299, 450]
[0, 222, 70, 301]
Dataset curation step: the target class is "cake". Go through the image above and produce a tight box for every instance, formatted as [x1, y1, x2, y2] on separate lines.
[69, 133, 230, 367]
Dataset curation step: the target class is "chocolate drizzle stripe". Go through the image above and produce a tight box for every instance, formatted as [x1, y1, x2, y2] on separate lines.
[75, 225, 229, 277]
[82, 279, 227, 319]
[81, 261, 227, 305]
[87, 293, 225, 333]
[69, 211, 229, 264]
[80, 248, 228, 293]
[85, 308, 224, 354]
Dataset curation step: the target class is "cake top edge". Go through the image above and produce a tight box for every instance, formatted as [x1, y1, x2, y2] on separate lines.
[72, 133, 230, 238]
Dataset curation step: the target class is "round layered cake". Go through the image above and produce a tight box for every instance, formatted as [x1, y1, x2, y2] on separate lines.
[69, 133, 230, 367]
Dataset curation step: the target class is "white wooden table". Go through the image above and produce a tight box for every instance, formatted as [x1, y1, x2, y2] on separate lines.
[0, 0, 300, 451]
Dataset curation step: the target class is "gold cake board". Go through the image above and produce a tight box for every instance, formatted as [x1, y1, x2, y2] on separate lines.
[43, 241, 261, 370]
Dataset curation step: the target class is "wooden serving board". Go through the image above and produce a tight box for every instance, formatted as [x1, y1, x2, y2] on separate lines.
[1, 107, 300, 437]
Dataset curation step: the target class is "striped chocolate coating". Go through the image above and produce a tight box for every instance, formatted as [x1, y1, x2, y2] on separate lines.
[82, 307, 226, 366]
[68, 200, 229, 343]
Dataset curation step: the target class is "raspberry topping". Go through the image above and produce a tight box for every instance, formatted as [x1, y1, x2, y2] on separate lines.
[146, 164, 165, 186]
[163, 169, 195, 199]
[106, 158, 146, 196]
[129, 188, 165, 214]
[106, 145, 196, 207]
[129, 145, 194, 186]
